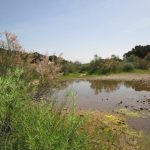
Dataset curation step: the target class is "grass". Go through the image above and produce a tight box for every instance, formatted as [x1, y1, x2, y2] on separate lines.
[130, 69, 150, 74]
[62, 73, 98, 79]
[61, 69, 150, 80]
[110, 69, 150, 75]
[63, 73, 82, 78]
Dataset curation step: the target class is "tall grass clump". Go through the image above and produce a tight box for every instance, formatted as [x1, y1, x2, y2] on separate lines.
[0, 68, 88, 150]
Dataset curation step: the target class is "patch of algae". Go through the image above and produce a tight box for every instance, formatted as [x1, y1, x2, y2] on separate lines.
[114, 108, 150, 118]
[82, 111, 142, 150]
[112, 108, 150, 150]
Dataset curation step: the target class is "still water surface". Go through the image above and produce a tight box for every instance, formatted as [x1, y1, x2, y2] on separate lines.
[33, 77, 150, 133]
[54, 80, 150, 112]
[50, 79, 150, 133]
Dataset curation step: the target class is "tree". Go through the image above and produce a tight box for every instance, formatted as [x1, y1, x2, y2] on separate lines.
[0, 31, 23, 52]
[124, 45, 150, 59]
[111, 55, 121, 61]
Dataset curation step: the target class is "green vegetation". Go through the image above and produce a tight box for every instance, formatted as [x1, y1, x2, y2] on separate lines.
[114, 108, 150, 118]
[63, 73, 82, 78]
[0, 69, 88, 150]
[61, 45, 150, 75]
[122, 62, 135, 72]
[124, 45, 150, 59]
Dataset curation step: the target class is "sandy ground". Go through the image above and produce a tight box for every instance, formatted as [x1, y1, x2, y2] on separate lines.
[79, 73, 150, 82]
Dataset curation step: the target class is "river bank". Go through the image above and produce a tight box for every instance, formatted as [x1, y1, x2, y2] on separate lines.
[62, 72, 150, 82]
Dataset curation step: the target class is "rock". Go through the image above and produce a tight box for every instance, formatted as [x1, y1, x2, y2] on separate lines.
[140, 108, 143, 110]
[147, 99, 150, 102]
[119, 101, 123, 104]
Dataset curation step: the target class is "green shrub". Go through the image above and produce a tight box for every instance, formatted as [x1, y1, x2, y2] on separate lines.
[136, 59, 149, 70]
[122, 63, 134, 72]
[0, 68, 88, 150]
[100, 66, 111, 74]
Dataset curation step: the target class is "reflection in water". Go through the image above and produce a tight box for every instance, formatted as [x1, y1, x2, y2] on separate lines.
[124, 81, 150, 91]
[89, 80, 121, 94]
[35, 79, 150, 103]
[88, 80, 150, 94]
[38, 79, 150, 113]
[52, 79, 150, 111]
[33, 80, 73, 100]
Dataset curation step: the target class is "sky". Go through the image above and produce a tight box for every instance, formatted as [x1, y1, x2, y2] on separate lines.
[0, 0, 150, 63]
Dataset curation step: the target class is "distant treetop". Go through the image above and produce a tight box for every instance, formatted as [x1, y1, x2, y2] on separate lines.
[124, 45, 150, 59]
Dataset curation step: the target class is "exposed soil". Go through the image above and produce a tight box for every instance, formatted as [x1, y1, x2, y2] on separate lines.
[82, 73, 150, 82]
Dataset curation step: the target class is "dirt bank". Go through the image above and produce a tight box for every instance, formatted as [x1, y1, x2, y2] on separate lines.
[74, 73, 150, 82]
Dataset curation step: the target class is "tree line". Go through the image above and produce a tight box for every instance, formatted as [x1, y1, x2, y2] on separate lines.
[0, 32, 150, 76]
[62, 45, 150, 75]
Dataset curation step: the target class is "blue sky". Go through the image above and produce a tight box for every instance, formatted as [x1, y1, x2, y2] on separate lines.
[0, 0, 150, 62]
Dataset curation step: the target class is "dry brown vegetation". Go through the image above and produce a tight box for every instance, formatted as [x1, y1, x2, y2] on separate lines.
[0, 32, 63, 81]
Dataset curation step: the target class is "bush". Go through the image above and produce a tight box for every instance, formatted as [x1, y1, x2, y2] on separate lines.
[100, 66, 111, 74]
[122, 63, 134, 72]
[0, 69, 87, 150]
[136, 59, 149, 70]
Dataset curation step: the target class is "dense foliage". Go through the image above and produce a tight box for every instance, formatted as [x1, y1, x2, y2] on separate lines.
[124, 45, 150, 58]
[0, 69, 88, 150]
